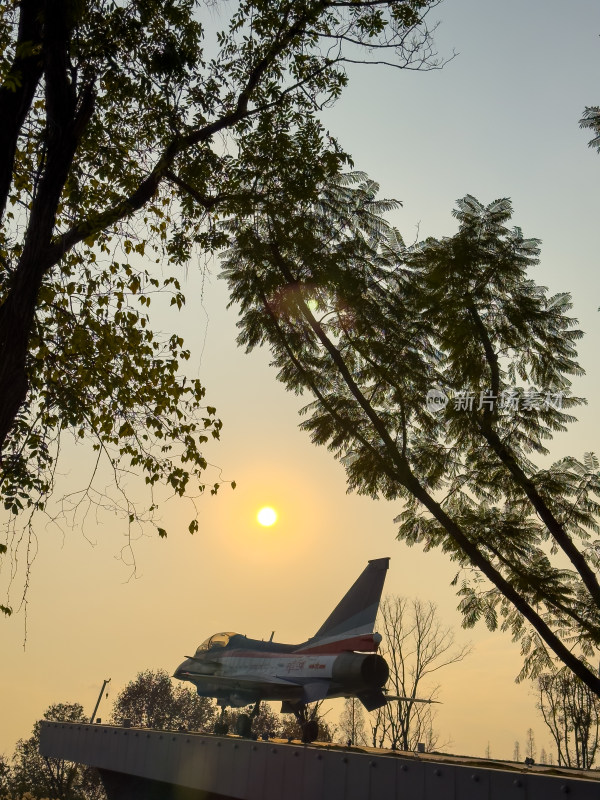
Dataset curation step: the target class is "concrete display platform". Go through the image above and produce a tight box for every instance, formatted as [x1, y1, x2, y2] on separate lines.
[40, 722, 600, 800]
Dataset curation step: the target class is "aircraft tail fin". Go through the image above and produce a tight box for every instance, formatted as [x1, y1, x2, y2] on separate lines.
[312, 558, 389, 641]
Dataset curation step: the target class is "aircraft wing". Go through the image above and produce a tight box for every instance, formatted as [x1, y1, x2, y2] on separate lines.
[302, 681, 330, 703]
[179, 671, 335, 705]
[177, 671, 300, 691]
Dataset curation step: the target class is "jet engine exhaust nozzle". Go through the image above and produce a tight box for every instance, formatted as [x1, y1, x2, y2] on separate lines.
[331, 652, 389, 690]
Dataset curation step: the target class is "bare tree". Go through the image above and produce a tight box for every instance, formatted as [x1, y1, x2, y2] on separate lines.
[526, 727, 536, 761]
[537, 668, 600, 769]
[369, 596, 470, 751]
[513, 740, 521, 761]
[339, 698, 368, 746]
[369, 705, 390, 749]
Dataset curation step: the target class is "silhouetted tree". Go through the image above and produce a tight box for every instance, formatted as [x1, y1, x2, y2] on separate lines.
[222, 172, 600, 693]
[10, 702, 105, 800]
[111, 669, 215, 731]
[366, 596, 468, 750]
[0, 0, 445, 616]
[223, 700, 333, 741]
[279, 701, 335, 743]
[513, 740, 521, 761]
[537, 668, 600, 769]
[0, 755, 12, 798]
[225, 704, 282, 739]
[339, 698, 368, 745]
[525, 727, 536, 761]
[580, 107, 600, 153]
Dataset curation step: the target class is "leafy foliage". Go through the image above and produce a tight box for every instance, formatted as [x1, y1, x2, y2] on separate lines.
[0, 755, 12, 799]
[580, 106, 600, 153]
[110, 669, 216, 731]
[224, 703, 281, 739]
[9, 703, 105, 800]
[0, 0, 444, 612]
[221, 172, 600, 693]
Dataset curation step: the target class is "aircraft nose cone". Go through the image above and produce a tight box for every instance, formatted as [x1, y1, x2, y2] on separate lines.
[173, 659, 189, 679]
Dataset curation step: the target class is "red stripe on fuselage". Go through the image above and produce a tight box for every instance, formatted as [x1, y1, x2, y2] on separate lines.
[210, 634, 378, 662]
[295, 634, 379, 655]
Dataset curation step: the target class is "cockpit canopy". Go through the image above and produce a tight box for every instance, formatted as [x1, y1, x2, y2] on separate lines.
[195, 632, 239, 656]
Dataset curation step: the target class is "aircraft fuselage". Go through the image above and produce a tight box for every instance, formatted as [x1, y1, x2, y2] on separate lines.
[174, 559, 392, 714]
[174, 641, 388, 708]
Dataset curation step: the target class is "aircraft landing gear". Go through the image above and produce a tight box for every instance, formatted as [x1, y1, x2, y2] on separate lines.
[235, 713, 252, 737]
[214, 703, 229, 736]
[235, 700, 261, 738]
[289, 703, 320, 744]
[301, 719, 319, 744]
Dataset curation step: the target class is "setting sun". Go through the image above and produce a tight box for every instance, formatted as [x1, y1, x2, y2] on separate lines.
[257, 506, 277, 527]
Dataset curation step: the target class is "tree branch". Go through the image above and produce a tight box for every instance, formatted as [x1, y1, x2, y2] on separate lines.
[466, 302, 600, 613]
[0, 0, 44, 223]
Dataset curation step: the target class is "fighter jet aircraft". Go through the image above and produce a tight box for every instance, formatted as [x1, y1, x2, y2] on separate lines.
[174, 558, 392, 741]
